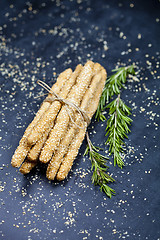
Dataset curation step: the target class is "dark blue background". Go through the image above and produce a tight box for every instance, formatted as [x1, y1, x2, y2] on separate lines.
[0, 0, 160, 239]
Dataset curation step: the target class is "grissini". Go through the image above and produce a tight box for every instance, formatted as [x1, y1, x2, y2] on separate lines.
[16, 62, 107, 180]
[19, 65, 83, 174]
[56, 68, 106, 181]
[27, 65, 82, 146]
[26, 64, 83, 162]
[39, 61, 100, 164]
[20, 68, 103, 175]
[11, 68, 72, 168]
[46, 69, 103, 180]
[20, 160, 37, 174]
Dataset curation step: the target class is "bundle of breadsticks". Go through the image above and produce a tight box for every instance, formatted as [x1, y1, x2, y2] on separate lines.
[11, 61, 107, 181]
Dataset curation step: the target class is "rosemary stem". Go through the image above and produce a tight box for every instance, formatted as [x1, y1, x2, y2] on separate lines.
[85, 131, 115, 197]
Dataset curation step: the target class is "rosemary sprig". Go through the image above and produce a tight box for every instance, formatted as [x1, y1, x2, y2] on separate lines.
[85, 132, 115, 198]
[106, 94, 132, 168]
[85, 65, 136, 196]
[95, 65, 135, 121]
[95, 65, 136, 168]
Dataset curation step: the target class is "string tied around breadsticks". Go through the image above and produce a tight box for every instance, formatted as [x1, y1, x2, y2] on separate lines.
[36, 80, 91, 129]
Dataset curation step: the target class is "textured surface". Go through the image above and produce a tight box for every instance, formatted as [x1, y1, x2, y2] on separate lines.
[0, 0, 160, 240]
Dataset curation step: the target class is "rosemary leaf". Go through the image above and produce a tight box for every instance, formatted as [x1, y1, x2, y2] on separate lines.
[96, 65, 135, 121]
[95, 65, 136, 168]
[85, 132, 115, 198]
[105, 94, 132, 168]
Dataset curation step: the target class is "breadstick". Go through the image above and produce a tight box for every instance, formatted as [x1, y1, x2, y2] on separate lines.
[56, 68, 106, 181]
[39, 61, 97, 163]
[26, 64, 83, 162]
[46, 70, 103, 180]
[27, 131, 50, 162]
[19, 65, 83, 174]
[21, 63, 101, 175]
[11, 68, 72, 168]
[20, 159, 37, 174]
[27, 64, 82, 146]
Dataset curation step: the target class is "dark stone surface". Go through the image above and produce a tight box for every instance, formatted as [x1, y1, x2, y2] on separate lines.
[0, 0, 160, 239]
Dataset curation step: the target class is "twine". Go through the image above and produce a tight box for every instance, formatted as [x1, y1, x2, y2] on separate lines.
[36, 80, 91, 129]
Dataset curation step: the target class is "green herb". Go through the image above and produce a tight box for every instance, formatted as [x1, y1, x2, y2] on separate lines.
[106, 94, 132, 168]
[95, 65, 135, 121]
[85, 132, 115, 198]
[85, 65, 136, 197]
[95, 65, 136, 168]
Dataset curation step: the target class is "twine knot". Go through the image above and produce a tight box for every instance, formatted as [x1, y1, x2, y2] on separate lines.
[36, 80, 90, 129]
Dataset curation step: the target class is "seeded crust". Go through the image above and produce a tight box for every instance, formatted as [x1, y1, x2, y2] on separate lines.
[27, 64, 83, 162]
[19, 65, 83, 174]
[46, 69, 103, 180]
[56, 68, 106, 181]
[11, 68, 72, 168]
[14, 61, 106, 180]
[39, 61, 95, 164]
[27, 67, 76, 146]
[20, 160, 37, 174]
